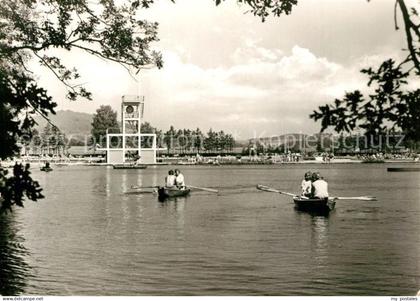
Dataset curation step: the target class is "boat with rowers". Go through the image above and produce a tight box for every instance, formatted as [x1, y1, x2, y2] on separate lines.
[113, 164, 147, 169]
[40, 162, 53, 172]
[40, 167, 53, 172]
[292, 196, 336, 213]
[157, 187, 191, 200]
[257, 184, 375, 213]
[257, 184, 336, 212]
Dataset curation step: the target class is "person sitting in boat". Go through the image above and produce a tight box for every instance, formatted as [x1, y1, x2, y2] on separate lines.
[311, 172, 329, 199]
[41, 162, 51, 170]
[301, 171, 312, 197]
[165, 170, 176, 188]
[174, 169, 186, 189]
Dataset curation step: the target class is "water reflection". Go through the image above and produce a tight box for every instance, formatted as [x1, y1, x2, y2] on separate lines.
[150, 169, 159, 188]
[294, 206, 332, 217]
[0, 214, 32, 296]
[294, 209, 331, 270]
[121, 172, 128, 192]
[10, 164, 420, 295]
[158, 198, 188, 242]
[105, 166, 111, 198]
[310, 216, 330, 264]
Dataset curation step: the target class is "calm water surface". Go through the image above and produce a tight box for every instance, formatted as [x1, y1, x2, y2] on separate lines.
[1, 164, 419, 295]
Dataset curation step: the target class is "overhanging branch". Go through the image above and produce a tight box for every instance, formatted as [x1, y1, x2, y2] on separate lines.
[397, 0, 420, 73]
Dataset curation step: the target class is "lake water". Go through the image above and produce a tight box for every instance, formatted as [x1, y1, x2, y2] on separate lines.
[1, 164, 419, 295]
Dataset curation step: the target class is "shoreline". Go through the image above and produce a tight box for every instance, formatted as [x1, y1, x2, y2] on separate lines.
[1, 159, 419, 168]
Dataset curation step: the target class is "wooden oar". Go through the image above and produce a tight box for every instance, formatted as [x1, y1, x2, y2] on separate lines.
[125, 190, 156, 195]
[187, 185, 219, 193]
[257, 185, 376, 201]
[131, 185, 159, 189]
[256, 185, 305, 198]
[333, 196, 377, 201]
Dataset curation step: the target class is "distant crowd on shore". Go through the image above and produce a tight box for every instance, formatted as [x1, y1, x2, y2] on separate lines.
[1, 150, 419, 168]
[358, 152, 419, 161]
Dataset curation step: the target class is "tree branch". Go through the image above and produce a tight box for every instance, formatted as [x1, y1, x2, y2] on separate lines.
[397, 0, 420, 73]
[394, 0, 399, 30]
[71, 43, 139, 79]
[25, 101, 58, 130]
[32, 52, 79, 94]
[80, 2, 112, 26]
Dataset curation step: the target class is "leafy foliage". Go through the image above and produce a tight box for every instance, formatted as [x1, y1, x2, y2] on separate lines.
[39, 124, 68, 155]
[203, 129, 235, 152]
[310, 0, 419, 144]
[91, 105, 119, 146]
[216, 0, 419, 144]
[0, 0, 163, 100]
[310, 59, 420, 144]
[0, 164, 43, 213]
[394, 0, 420, 75]
[161, 126, 235, 153]
[141, 122, 157, 134]
[0, 68, 55, 213]
[0, 0, 164, 212]
[215, 0, 298, 21]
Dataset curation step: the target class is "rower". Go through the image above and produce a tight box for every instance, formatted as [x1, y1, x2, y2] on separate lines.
[311, 172, 329, 199]
[301, 171, 312, 197]
[174, 169, 186, 189]
[165, 170, 176, 188]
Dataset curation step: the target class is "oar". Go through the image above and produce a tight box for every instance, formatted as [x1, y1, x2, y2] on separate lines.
[257, 185, 376, 201]
[125, 190, 156, 195]
[256, 185, 305, 198]
[332, 196, 377, 201]
[131, 185, 159, 189]
[187, 185, 219, 193]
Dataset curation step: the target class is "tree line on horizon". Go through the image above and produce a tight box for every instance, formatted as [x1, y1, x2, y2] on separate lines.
[22, 125, 67, 156]
[22, 104, 418, 157]
[91, 105, 236, 153]
[18, 105, 236, 155]
[243, 131, 415, 156]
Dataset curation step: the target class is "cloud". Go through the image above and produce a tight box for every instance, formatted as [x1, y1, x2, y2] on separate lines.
[30, 48, 139, 114]
[227, 45, 341, 89]
[139, 43, 367, 137]
[27, 0, 410, 139]
[33, 23, 412, 138]
[32, 41, 368, 138]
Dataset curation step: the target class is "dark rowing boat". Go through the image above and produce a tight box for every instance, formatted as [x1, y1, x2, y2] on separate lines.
[40, 167, 53, 172]
[293, 196, 336, 213]
[387, 167, 420, 172]
[158, 187, 191, 200]
[113, 164, 147, 169]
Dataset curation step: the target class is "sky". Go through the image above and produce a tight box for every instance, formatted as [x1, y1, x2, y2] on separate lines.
[33, 0, 413, 139]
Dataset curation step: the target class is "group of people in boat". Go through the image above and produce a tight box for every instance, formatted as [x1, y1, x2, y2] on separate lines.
[41, 162, 53, 172]
[164, 169, 186, 189]
[301, 171, 329, 199]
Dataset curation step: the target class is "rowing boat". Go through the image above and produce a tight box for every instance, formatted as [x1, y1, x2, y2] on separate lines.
[257, 185, 375, 214]
[387, 167, 420, 172]
[293, 196, 336, 212]
[40, 167, 53, 172]
[113, 164, 147, 169]
[158, 187, 191, 200]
